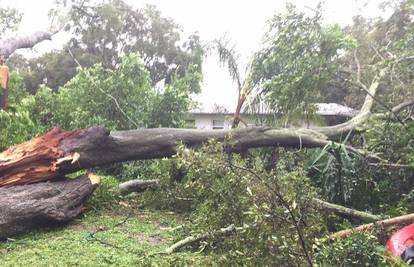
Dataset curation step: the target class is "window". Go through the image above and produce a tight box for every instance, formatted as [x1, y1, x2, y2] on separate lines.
[212, 119, 225, 130]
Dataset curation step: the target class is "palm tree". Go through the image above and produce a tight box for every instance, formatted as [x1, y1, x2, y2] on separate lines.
[213, 36, 256, 128]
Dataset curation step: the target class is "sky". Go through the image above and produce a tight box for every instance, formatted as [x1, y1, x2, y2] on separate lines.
[3, 0, 390, 111]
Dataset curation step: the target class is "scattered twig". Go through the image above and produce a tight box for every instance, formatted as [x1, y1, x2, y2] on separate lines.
[86, 211, 133, 248]
[113, 212, 133, 228]
[370, 45, 386, 61]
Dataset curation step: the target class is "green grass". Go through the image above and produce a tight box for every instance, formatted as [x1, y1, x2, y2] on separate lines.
[0, 176, 212, 267]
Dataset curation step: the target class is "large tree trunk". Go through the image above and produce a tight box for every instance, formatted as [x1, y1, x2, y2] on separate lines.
[0, 173, 100, 239]
[0, 126, 332, 187]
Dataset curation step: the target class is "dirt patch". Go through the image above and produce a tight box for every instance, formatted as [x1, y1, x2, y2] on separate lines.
[67, 220, 86, 231]
[127, 233, 165, 245]
[146, 236, 164, 245]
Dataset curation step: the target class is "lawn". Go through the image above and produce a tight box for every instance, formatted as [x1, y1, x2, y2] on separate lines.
[0, 177, 211, 267]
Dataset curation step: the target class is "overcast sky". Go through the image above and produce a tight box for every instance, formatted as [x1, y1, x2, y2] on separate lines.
[3, 0, 389, 111]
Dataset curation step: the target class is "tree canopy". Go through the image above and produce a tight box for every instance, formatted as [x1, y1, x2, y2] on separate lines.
[9, 0, 204, 93]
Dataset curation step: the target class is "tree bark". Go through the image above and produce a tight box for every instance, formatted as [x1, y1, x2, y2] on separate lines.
[0, 173, 100, 239]
[0, 127, 82, 187]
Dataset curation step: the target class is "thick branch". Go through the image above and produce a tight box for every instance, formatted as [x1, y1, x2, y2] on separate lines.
[311, 198, 381, 222]
[392, 98, 414, 113]
[371, 98, 414, 121]
[57, 126, 330, 174]
[313, 68, 387, 137]
[331, 213, 414, 239]
[232, 54, 256, 128]
[0, 31, 53, 58]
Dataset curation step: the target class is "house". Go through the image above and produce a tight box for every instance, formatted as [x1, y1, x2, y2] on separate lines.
[187, 103, 358, 130]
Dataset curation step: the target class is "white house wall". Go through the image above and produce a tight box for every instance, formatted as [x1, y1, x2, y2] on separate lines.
[189, 113, 350, 130]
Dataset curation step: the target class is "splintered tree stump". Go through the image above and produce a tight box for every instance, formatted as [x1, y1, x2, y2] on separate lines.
[0, 173, 100, 239]
[0, 127, 82, 187]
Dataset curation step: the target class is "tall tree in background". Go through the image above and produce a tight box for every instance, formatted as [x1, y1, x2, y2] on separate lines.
[9, 0, 203, 92]
[250, 4, 353, 123]
[0, 2, 22, 35]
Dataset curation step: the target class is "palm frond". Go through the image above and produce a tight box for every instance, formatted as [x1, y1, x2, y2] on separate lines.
[213, 36, 242, 91]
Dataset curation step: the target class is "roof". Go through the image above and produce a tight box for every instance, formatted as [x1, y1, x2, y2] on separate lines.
[315, 103, 358, 117]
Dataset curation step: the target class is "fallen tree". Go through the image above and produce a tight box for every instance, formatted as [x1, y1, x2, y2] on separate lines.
[0, 31, 341, 184]
[0, 84, 403, 239]
[0, 32, 393, 187]
[0, 72, 395, 187]
[0, 122, 380, 238]
[0, 125, 375, 187]
[0, 29, 412, 240]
